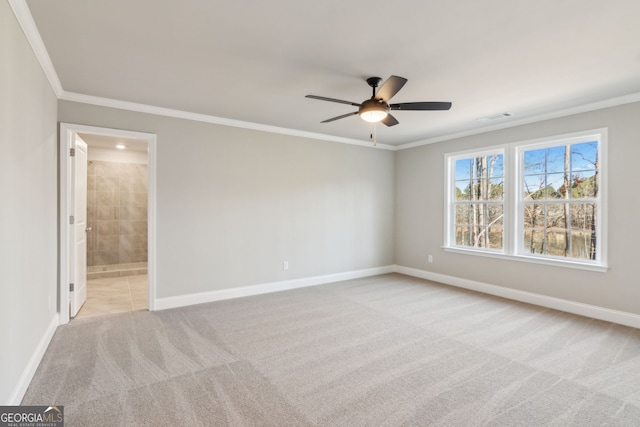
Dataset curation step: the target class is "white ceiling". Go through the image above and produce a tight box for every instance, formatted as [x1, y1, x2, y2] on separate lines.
[23, 0, 640, 147]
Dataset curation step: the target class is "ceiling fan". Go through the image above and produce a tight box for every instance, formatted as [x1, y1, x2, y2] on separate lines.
[306, 75, 452, 127]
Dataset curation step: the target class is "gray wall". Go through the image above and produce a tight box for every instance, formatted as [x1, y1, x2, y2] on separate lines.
[58, 101, 396, 298]
[1, 2, 58, 403]
[395, 101, 640, 315]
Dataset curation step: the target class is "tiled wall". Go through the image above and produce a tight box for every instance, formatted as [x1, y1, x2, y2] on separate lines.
[87, 161, 148, 266]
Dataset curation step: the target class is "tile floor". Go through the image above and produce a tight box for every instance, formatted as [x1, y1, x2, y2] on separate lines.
[75, 274, 148, 319]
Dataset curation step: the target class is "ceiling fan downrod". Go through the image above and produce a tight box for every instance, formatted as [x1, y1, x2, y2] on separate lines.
[366, 77, 383, 97]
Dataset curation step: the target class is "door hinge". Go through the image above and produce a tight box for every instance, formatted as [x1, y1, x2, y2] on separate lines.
[70, 148, 76, 156]
[69, 215, 75, 225]
[69, 283, 74, 292]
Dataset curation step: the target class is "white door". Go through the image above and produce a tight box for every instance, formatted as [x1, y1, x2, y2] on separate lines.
[70, 136, 88, 317]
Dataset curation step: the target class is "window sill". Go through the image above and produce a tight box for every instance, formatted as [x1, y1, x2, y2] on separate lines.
[442, 246, 608, 273]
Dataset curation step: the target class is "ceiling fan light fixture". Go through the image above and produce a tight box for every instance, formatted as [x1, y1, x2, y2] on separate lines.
[360, 109, 388, 123]
[359, 100, 389, 123]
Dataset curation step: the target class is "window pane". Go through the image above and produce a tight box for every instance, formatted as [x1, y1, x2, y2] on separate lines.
[523, 228, 543, 254]
[489, 227, 503, 249]
[488, 204, 503, 226]
[454, 202, 502, 249]
[571, 141, 598, 172]
[489, 178, 504, 200]
[475, 226, 490, 248]
[524, 148, 545, 175]
[544, 185, 560, 199]
[523, 203, 544, 228]
[455, 226, 472, 246]
[523, 174, 545, 199]
[474, 179, 488, 201]
[545, 146, 566, 173]
[487, 153, 502, 169]
[546, 231, 567, 256]
[545, 173, 565, 198]
[456, 181, 471, 200]
[469, 179, 504, 201]
[545, 204, 567, 229]
[569, 203, 596, 230]
[455, 158, 472, 181]
[455, 204, 472, 224]
[571, 171, 598, 198]
[571, 231, 595, 260]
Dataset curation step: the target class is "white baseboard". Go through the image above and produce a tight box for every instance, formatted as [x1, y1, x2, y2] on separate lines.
[155, 265, 395, 311]
[7, 313, 59, 405]
[394, 265, 640, 329]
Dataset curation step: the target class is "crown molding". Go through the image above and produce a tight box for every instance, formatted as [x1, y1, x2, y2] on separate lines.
[10, 2, 392, 150]
[11, 0, 640, 151]
[397, 91, 640, 150]
[8, 0, 63, 97]
[60, 91, 397, 150]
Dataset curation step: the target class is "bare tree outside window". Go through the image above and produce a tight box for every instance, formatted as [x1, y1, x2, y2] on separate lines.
[454, 153, 504, 250]
[522, 141, 598, 260]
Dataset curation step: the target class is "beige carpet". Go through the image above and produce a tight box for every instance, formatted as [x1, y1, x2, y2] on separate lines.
[23, 273, 640, 426]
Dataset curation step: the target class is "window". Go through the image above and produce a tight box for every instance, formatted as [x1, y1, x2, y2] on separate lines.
[452, 150, 504, 251]
[445, 129, 606, 270]
[519, 139, 600, 260]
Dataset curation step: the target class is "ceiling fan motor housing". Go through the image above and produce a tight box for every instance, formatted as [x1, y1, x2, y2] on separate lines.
[359, 98, 389, 115]
[359, 98, 389, 122]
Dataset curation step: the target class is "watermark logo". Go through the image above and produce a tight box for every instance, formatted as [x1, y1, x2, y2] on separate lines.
[0, 406, 64, 427]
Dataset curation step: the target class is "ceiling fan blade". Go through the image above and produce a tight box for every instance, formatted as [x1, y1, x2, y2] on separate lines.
[390, 102, 452, 111]
[381, 114, 399, 127]
[375, 76, 407, 102]
[306, 95, 360, 107]
[321, 111, 359, 123]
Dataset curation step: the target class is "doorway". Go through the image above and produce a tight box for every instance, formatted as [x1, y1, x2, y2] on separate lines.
[59, 123, 156, 324]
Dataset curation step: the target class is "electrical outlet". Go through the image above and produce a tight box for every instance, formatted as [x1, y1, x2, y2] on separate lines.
[283, 261, 289, 270]
[428, 255, 433, 263]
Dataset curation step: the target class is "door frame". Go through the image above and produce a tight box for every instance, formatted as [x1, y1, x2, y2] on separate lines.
[59, 123, 157, 324]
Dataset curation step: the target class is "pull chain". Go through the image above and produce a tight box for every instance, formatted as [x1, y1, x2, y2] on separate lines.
[370, 123, 377, 146]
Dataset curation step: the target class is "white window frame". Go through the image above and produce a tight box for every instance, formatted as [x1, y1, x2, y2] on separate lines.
[444, 128, 607, 272]
[445, 146, 507, 254]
